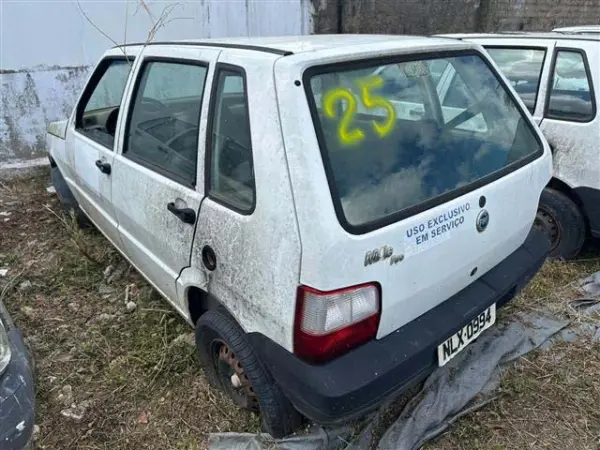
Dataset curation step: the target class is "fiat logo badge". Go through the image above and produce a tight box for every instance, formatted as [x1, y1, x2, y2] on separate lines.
[476, 210, 489, 232]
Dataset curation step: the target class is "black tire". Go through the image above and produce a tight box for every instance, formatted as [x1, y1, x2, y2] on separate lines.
[535, 187, 586, 260]
[195, 309, 302, 438]
[50, 166, 91, 229]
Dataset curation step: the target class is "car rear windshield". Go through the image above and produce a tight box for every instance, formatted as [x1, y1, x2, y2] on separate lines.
[305, 51, 543, 232]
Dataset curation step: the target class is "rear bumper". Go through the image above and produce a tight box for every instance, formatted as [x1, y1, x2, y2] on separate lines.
[249, 228, 549, 424]
[0, 302, 35, 450]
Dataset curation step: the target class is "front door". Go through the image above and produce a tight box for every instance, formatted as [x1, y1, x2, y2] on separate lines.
[110, 47, 218, 308]
[67, 56, 137, 247]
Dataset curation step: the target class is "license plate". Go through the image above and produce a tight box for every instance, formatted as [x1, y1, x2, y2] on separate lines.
[437, 303, 496, 367]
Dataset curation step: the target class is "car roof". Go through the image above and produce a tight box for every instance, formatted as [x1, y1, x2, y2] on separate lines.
[438, 31, 600, 42]
[116, 34, 474, 56]
[552, 25, 600, 34]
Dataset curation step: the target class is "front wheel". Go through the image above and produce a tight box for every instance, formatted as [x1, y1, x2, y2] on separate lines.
[534, 187, 586, 260]
[195, 309, 302, 438]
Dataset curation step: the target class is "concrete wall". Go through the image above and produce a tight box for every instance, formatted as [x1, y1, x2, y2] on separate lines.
[0, 0, 312, 166]
[2, 0, 597, 166]
[313, 0, 600, 35]
[482, 0, 600, 31]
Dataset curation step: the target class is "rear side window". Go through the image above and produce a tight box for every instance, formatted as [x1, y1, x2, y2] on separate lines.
[306, 52, 542, 232]
[441, 72, 488, 134]
[485, 48, 546, 113]
[207, 67, 255, 213]
[546, 50, 595, 122]
[75, 58, 134, 149]
[124, 60, 208, 187]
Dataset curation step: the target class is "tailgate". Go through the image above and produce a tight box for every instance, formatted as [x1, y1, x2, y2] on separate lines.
[290, 48, 552, 340]
[372, 162, 546, 338]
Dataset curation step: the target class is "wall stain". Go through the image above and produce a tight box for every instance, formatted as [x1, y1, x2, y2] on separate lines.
[0, 65, 90, 162]
[23, 73, 41, 109]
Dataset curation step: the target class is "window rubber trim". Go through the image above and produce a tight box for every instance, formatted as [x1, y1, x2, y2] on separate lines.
[74, 55, 136, 151]
[482, 45, 548, 115]
[302, 48, 546, 235]
[543, 46, 597, 123]
[204, 62, 257, 216]
[121, 56, 210, 189]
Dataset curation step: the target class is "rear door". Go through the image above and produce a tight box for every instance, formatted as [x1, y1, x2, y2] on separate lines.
[538, 41, 599, 189]
[110, 46, 218, 306]
[66, 55, 137, 246]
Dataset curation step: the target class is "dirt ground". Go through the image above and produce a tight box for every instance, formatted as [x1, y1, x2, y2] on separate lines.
[1, 168, 599, 450]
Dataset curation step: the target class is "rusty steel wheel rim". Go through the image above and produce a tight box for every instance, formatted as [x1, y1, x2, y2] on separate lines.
[534, 207, 561, 252]
[213, 340, 259, 411]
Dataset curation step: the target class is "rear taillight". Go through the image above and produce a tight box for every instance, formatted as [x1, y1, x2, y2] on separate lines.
[293, 283, 380, 363]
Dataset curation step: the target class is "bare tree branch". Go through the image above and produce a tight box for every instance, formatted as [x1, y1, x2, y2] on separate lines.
[146, 2, 182, 43]
[138, 0, 157, 30]
[76, 0, 182, 59]
[76, 0, 133, 63]
[76, 0, 119, 48]
[150, 15, 193, 37]
[124, 0, 129, 49]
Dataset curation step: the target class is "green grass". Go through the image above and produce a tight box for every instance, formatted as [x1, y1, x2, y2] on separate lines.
[2, 168, 599, 450]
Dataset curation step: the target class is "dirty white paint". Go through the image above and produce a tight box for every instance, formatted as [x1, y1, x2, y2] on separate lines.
[540, 39, 600, 192]
[465, 35, 600, 192]
[46, 35, 553, 354]
[461, 34, 600, 218]
[274, 35, 552, 340]
[190, 48, 302, 350]
[1, 0, 313, 164]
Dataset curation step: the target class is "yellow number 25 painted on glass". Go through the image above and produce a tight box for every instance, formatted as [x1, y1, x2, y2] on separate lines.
[323, 75, 396, 146]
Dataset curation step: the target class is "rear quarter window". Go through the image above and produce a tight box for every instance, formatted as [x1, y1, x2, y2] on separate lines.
[305, 51, 543, 232]
[546, 49, 596, 122]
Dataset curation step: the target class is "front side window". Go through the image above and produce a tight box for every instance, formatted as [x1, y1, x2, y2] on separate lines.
[546, 50, 595, 121]
[124, 60, 208, 186]
[207, 68, 255, 213]
[306, 53, 542, 230]
[485, 48, 546, 113]
[76, 58, 134, 149]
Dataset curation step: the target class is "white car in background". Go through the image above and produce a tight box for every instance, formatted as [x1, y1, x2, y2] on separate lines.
[553, 25, 600, 34]
[439, 31, 600, 260]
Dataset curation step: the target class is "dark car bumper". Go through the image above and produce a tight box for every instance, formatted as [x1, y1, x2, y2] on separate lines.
[0, 301, 35, 450]
[249, 228, 549, 424]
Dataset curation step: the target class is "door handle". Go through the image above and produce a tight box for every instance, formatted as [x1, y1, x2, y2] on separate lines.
[167, 202, 196, 224]
[409, 108, 424, 118]
[95, 160, 111, 175]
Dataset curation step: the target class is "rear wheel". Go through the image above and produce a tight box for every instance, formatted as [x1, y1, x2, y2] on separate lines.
[195, 308, 302, 438]
[534, 187, 585, 260]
